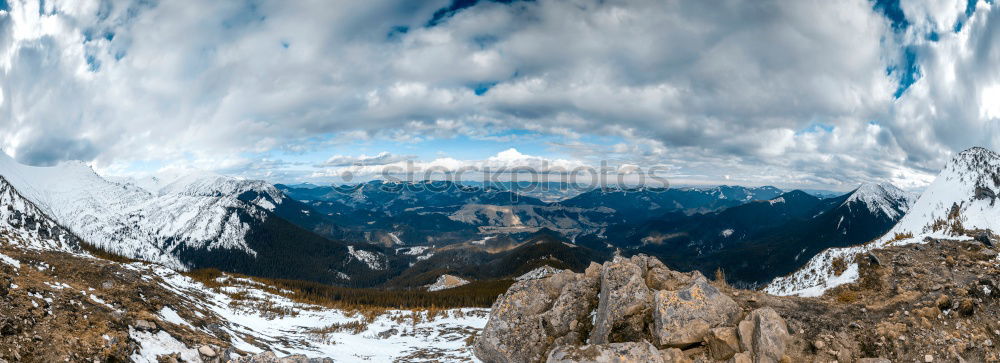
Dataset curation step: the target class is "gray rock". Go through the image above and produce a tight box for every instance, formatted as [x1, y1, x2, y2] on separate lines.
[475, 270, 579, 363]
[198, 345, 216, 357]
[728, 352, 752, 363]
[705, 327, 740, 360]
[543, 268, 601, 346]
[230, 351, 334, 362]
[739, 308, 790, 363]
[857, 358, 891, 363]
[546, 341, 664, 363]
[659, 348, 690, 363]
[651, 273, 740, 347]
[589, 257, 654, 344]
[133, 319, 157, 331]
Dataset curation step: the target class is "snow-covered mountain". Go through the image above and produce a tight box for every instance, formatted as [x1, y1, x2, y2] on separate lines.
[0, 154, 285, 269]
[0, 175, 81, 251]
[840, 182, 915, 220]
[0, 154, 394, 288]
[766, 147, 996, 296]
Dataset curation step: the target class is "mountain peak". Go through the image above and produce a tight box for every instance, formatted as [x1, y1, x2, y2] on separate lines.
[843, 182, 915, 219]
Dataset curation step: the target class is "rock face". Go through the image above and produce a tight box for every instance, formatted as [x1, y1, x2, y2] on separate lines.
[651, 274, 740, 347]
[474, 254, 793, 363]
[546, 342, 664, 363]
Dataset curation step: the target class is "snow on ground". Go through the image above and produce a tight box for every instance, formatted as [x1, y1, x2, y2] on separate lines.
[159, 306, 195, 329]
[0, 252, 19, 268]
[397, 246, 432, 256]
[347, 246, 386, 270]
[515, 266, 563, 281]
[426, 274, 471, 292]
[470, 236, 496, 245]
[130, 327, 202, 363]
[127, 263, 487, 361]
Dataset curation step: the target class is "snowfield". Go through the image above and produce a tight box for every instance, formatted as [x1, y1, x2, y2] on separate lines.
[125, 263, 488, 362]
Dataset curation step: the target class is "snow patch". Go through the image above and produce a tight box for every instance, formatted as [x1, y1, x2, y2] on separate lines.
[427, 274, 470, 291]
[347, 246, 386, 270]
[516, 266, 563, 281]
[0, 252, 19, 268]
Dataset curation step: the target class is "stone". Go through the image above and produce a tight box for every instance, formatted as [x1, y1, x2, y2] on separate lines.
[651, 273, 740, 347]
[738, 308, 790, 363]
[660, 348, 691, 363]
[546, 341, 664, 363]
[705, 327, 740, 360]
[134, 319, 157, 331]
[857, 359, 892, 363]
[548, 274, 602, 347]
[924, 354, 934, 362]
[866, 252, 882, 266]
[590, 257, 654, 344]
[975, 231, 994, 247]
[738, 320, 754, 352]
[474, 271, 578, 363]
[728, 352, 752, 363]
[198, 345, 216, 357]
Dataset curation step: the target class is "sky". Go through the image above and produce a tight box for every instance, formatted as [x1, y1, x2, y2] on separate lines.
[0, 0, 998, 191]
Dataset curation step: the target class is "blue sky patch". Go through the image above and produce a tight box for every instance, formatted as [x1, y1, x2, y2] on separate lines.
[872, 0, 909, 31]
[889, 47, 920, 98]
[426, 0, 531, 27]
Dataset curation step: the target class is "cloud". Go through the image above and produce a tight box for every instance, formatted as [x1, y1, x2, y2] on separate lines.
[320, 152, 416, 167]
[0, 0, 996, 190]
[312, 148, 591, 180]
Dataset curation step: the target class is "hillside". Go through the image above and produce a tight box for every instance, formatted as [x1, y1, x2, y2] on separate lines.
[767, 147, 1000, 296]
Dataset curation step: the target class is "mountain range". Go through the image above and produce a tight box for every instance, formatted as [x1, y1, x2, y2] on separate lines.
[0, 150, 921, 290]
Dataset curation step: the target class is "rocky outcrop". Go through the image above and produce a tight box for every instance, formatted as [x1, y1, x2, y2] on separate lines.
[546, 342, 664, 363]
[474, 255, 793, 363]
[651, 274, 740, 347]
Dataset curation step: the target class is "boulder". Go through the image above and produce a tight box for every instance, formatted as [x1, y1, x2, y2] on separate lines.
[546, 341, 664, 363]
[475, 270, 586, 363]
[705, 327, 740, 360]
[737, 308, 790, 363]
[133, 319, 157, 331]
[589, 257, 654, 344]
[659, 348, 690, 363]
[651, 273, 740, 347]
[728, 352, 752, 363]
[198, 345, 216, 357]
[543, 268, 601, 346]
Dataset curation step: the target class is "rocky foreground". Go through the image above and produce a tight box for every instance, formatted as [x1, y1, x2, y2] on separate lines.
[475, 237, 1000, 362]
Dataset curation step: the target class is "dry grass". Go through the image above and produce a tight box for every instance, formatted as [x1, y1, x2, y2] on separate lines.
[891, 232, 914, 242]
[831, 256, 848, 276]
[835, 289, 860, 304]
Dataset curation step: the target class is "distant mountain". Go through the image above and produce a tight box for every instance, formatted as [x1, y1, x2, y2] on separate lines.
[277, 182, 785, 246]
[768, 147, 1000, 296]
[557, 185, 784, 222]
[382, 230, 609, 289]
[603, 185, 915, 286]
[0, 154, 392, 287]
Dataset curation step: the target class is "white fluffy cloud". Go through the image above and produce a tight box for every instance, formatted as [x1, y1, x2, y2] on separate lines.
[0, 0, 997, 190]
